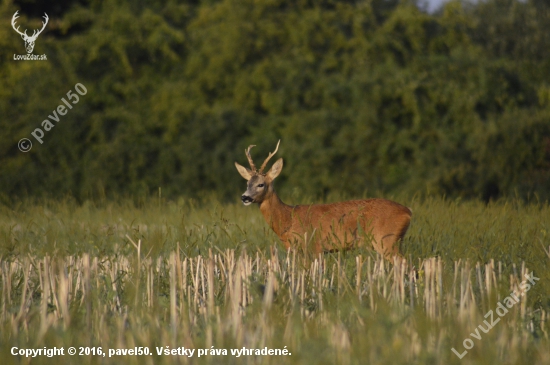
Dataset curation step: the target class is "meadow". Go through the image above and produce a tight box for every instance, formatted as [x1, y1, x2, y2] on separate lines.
[0, 195, 549, 364]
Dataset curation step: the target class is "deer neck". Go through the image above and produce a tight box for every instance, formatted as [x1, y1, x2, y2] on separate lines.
[259, 189, 292, 237]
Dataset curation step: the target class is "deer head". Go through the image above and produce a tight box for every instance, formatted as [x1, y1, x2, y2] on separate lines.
[12, 11, 49, 54]
[235, 140, 282, 205]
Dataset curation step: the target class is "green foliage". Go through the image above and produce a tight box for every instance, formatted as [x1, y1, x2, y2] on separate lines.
[1, 0, 549, 202]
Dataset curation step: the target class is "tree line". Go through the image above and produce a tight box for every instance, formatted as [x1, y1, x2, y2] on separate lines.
[1, 0, 549, 204]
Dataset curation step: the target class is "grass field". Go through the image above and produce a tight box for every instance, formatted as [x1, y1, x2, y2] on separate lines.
[0, 195, 549, 364]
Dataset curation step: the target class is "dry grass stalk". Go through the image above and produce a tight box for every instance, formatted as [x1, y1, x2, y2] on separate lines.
[0, 245, 546, 364]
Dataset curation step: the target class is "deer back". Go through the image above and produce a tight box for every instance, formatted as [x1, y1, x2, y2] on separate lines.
[281, 199, 412, 256]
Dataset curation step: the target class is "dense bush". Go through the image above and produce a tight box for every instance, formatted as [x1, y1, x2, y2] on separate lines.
[1, 0, 549, 203]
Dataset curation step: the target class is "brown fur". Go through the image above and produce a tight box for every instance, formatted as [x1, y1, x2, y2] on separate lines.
[235, 145, 412, 260]
[260, 194, 411, 258]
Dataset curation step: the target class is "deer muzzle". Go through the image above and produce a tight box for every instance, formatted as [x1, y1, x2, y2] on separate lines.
[241, 195, 254, 206]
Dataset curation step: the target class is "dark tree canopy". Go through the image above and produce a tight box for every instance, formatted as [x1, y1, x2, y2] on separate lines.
[1, 0, 549, 203]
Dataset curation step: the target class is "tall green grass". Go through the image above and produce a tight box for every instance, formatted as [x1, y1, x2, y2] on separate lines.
[0, 196, 549, 364]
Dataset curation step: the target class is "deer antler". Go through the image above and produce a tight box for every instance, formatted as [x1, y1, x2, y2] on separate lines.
[245, 145, 257, 172]
[258, 140, 280, 174]
[11, 11, 27, 37]
[11, 11, 48, 39]
[32, 13, 49, 38]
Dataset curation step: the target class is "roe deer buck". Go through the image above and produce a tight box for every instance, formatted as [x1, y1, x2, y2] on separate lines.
[235, 140, 412, 260]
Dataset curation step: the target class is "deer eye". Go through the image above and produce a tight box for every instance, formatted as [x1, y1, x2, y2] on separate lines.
[258, 184, 265, 188]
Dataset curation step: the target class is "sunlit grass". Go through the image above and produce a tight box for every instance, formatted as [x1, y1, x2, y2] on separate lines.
[0, 196, 549, 364]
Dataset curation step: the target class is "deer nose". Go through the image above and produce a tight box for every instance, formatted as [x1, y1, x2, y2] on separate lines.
[241, 195, 253, 204]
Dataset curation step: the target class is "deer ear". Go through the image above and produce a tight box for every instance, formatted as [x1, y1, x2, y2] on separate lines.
[267, 158, 283, 181]
[235, 162, 253, 181]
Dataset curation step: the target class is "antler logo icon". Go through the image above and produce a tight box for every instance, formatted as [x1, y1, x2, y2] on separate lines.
[11, 11, 49, 54]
